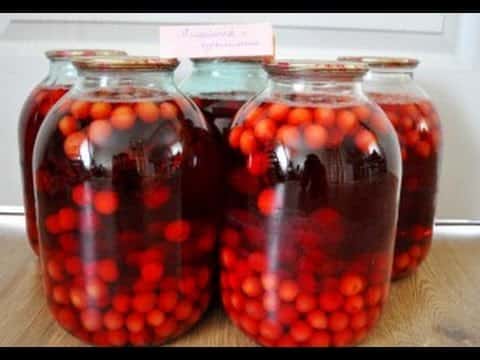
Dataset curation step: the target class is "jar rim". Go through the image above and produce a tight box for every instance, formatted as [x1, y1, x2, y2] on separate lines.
[45, 49, 127, 60]
[263, 59, 368, 79]
[192, 55, 272, 63]
[337, 56, 419, 69]
[72, 56, 179, 71]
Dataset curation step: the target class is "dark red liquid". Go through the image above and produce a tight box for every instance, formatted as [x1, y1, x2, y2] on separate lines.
[220, 97, 401, 347]
[33, 88, 222, 346]
[192, 94, 250, 304]
[371, 95, 441, 280]
[18, 86, 70, 254]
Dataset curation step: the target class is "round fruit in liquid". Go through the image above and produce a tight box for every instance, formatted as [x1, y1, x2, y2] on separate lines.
[18, 86, 70, 254]
[220, 96, 400, 347]
[34, 88, 222, 345]
[371, 94, 441, 280]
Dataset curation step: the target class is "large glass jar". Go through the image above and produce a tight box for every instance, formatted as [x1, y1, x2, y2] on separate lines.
[219, 60, 402, 347]
[18, 49, 127, 255]
[339, 56, 442, 280]
[33, 56, 223, 346]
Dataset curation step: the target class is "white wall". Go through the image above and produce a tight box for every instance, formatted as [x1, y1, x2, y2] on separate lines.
[1, 13, 479, 219]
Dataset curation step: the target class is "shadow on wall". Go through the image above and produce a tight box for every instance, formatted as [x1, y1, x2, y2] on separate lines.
[419, 73, 478, 220]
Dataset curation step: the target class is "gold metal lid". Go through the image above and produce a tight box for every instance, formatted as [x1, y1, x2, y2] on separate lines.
[45, 49, 127, 60]
[337, 56, 419, 69]
[263, 59, 368, 79]
[72, 56, 179, 71]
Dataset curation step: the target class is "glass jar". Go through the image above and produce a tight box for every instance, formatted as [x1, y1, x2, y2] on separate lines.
[338, 56, 442, 280]
[33, 56, 223, 346]
[219, 60, 402, 347]
[18, 49, 127, 255]
[179, 57, 268, 141]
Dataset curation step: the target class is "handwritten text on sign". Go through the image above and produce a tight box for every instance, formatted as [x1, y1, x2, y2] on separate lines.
[159, 23, 274, 59]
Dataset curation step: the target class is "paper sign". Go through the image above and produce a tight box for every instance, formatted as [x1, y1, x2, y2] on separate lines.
[159, 23, 274, 59]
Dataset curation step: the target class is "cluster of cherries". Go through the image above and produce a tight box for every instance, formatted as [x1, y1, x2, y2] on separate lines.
[371, 95, 441, 279]
[218, 98, 399, 346]
[35, 90, 221, 345]
[19, 86, 70, 253]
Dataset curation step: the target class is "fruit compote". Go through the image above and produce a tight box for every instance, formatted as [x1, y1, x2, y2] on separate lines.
[19, 86, 70, 253]
[370, 94, 441, 280]
[337, 56, 442, 280]
[33, 57, 222, 346]
[219, 61, 401, 347]
[18, 49, 127, 255]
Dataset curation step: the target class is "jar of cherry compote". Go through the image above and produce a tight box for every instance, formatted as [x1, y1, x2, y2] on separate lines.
[219, 60, 402, 347]
[179, 57, 267, 140]
[33, 56, 223, 346]
[18, 49, 127, 255]
[338, 56, 442, 280]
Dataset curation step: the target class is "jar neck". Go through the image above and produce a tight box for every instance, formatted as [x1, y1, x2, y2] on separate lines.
[181, 60, 267, 98]
[72, 69, 178, 95]
[192, 59, 264, 76]
[42, 59, 78, 87]
[364, 68, 415, 84]
[267, 75, 366, 101]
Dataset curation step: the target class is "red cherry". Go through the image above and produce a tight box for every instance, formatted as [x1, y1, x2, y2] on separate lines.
[259, 319, 282, 341]
[97, 259, 119, 283]
[52, 285, 70, 304]
[244, 299, 265, 320]
[304, 124, 328, 150]
[221, 228, 241, 248]
[247, 252, 266, 273]
[261, 273, 279, 291]
[287, 108, 313, 125]
[93, 190, 119, 215]
[344, 295, 365, 314]
[80, 308, 102, 331]
[290, 321, 313, 343]
[267, 103, 290, 122]
[47, 259, 65, 281]
[164, 220, 191, 243]
[339, 273, 366, 296]
[365, 285, 383, 307]
[314, 107, 335, 127]
[132, 292, 156, 313]
[239, 129, 258, 155]
[45, 214, 62, 235]
[278, 305, 299, 325]
[112, 293, 131, 313]
[336, 110, 358, 133]
[309, 331, 331, 347]
[175, 300, 193, 321]
[126, 312, 145, 333]
[254, 118, 277, 141]
[350, 311, 368, 330]
[307, 310, 328, 330]
[319, 290, 344, 312]
[141, 262, 164, 283]
[241, 276, 262, 297]
[332, 328, 353, 347]
[295, 293, 316, 313]
[257, 187, 283, 216]
[157, 290, 178, 312]
[85, 277, 108, 301]
[103, 310, 124, 330]
[56, 307, 79, 331]
[247, 153, 270, 176]
[278, 280, 299, 302]
[328, 311, 350, 332]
